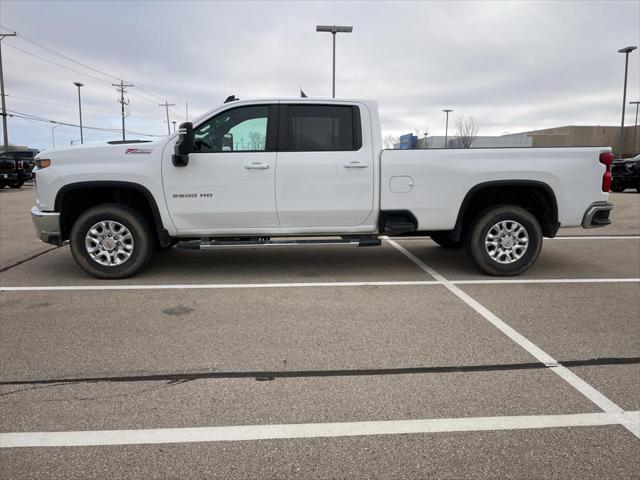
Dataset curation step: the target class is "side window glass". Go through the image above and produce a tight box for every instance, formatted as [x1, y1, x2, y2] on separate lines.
[288, 105, 355, 151]
[193, 105, 268, 153]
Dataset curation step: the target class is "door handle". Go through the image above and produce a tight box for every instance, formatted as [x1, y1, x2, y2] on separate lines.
[343, 161, 369, 169]
[245, 162, 270, 170]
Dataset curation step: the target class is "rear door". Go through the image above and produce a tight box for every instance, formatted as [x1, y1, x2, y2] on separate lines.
[275, 104, 374, 227]
[162, 103, 279, 231]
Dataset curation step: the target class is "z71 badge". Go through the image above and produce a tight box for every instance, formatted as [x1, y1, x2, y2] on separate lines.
[172, 193, 214, 198]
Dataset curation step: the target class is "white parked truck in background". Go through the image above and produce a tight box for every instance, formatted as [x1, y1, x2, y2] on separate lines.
[31, 98, 614, 278]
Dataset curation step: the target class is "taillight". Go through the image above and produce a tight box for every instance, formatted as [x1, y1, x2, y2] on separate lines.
[599, 152, 614, 192]
[17, 160, 24, 169]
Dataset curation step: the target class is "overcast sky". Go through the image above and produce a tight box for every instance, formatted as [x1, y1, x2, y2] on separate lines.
[1, 0, 639, 150]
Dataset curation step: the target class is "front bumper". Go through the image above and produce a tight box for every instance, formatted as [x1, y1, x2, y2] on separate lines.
[581, 201, 613, 228]
[31, 206, 62, 245]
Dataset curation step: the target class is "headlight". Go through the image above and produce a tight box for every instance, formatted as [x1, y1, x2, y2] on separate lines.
[35, 159, 51, 169]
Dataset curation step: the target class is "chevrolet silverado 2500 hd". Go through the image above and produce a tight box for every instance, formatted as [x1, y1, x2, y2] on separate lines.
[31, 98, 614, 278]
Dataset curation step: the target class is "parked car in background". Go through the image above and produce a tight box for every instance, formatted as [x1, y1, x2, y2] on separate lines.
[0, 149, 39, 187]
[0, 154, 27, 189]
[611, 154, 640, 192]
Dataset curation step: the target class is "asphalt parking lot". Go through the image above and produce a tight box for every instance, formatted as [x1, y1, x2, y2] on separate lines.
[1, 186, 639, 479]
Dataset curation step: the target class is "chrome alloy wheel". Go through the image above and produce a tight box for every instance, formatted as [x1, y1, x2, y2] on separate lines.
[85, 220, 134, 266]
[484, 220, 529, 264]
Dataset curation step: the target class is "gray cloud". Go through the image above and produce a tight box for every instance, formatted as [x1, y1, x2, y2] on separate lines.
[1, 0, 638, 149]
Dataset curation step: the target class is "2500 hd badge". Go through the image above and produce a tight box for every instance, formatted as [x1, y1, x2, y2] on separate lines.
[172, 193, 213, 198]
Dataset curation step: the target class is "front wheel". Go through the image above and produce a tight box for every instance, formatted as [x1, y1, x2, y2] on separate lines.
[70, 204, 153, 279]
[9, 181, 23, 189]
[466, 205, 542, 276]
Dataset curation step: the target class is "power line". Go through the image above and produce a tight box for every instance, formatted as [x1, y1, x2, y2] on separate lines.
[4, 43, 113, 84]
[7, 109, 165, 137]
[1, 24, 124, 83]
[2, 24, 185, 108]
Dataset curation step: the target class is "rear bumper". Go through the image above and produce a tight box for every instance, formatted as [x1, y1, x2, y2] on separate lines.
[31, 206, 62, 245]
[581, 201, 613, 228]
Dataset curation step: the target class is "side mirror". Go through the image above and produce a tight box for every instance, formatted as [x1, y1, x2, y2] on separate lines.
[172, 122, 194, 167]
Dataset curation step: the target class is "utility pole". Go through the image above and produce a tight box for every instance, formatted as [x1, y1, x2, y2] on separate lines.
[73, 82, 84, 144]
[112, 80, 133, 141]
[159, 101, 175, 135]
[617, 46, 637, 157]
[443, 109, 453, 148]
[630, 101, 640, 154]
[0, 32, 17, 149]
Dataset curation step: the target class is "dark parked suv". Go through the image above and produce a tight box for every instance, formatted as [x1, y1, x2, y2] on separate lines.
[0, 150, 38, 189]
[611, 154, 640, 193]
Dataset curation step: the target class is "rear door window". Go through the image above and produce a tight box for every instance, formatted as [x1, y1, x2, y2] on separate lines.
[283, 105, 361, 152]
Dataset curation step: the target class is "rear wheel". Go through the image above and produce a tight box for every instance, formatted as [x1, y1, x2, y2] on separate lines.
[9, 181, 23, 189]
[611, 183, 625, 192]
[466, 205, 542, 276]
[430, 232, 464, 249]
[70, 204, 153, 279]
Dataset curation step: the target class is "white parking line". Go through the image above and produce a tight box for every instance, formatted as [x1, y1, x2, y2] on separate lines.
[384, 237, 640, 438]
[1, 278, 638, 292]
[393, 235, 640, 241]
[1, 411, 637, 448]
[549, 236, 640, 240]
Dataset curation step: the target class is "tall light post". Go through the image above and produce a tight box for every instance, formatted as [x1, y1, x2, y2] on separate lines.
[316, 25, 353, 98]
[443, 109, 453, 148]
[630, 101, 639, 154]
[51, 124, 61, 149]
[73, 82, 84, 144]
[617, 46, 637, 157]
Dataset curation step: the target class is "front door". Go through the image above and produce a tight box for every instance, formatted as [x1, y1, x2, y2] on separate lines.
[162, 104, 279, 232]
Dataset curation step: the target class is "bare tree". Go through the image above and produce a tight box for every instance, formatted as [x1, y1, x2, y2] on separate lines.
[382, 135, 399, 149]
[454, 115, 479, 148]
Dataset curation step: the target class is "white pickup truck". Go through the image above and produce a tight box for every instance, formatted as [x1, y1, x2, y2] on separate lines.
[32, 98, 614, 279]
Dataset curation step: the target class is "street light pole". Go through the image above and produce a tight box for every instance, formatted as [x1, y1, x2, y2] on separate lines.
[443, 109, 453, 148]
[630, 101, 640, 154]
[617, 46, 637, 158]
[74, 82, 84, 144]
[51, 124, 61, 149]
[316, 25, 353, 98]
[0, 32, 17, 149]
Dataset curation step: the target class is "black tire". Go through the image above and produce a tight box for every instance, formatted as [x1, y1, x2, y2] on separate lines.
[466, 205, 542, 276]
[9, 181, 23, 189]
[611, 183, 625, 193]
[430, 232, 464, 249]
[70, 203, 153, 279]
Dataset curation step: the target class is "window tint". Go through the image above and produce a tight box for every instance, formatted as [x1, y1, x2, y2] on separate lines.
[287, 105, 358, 151]
[193, 105, 268, 152]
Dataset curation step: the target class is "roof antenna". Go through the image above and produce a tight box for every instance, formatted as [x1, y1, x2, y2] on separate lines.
[300, 88, 307, 98]
[224, 95, 238, 103]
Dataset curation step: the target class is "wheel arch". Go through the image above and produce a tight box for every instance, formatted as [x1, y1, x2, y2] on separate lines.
[55, 181, 172, 247]
[451, 180, 559, 241]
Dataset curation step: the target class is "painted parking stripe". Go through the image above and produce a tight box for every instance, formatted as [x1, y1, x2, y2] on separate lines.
[384, 237, 640, 438]
[1, 411, 637, 448]
[1, 278, 638, 292]
[393, 235, 640, 241]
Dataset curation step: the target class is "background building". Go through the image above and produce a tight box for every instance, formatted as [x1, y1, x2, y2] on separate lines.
[400, 125, 639, 156]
